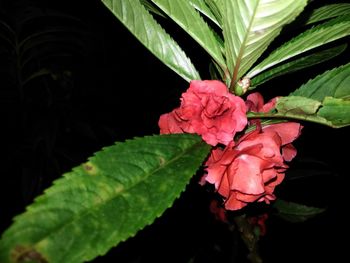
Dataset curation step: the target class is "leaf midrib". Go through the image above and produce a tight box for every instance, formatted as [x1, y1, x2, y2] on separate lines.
[231, 2, 259, 88]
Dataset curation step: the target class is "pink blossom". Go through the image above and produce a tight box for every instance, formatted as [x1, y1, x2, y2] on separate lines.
[245, 92, 278, 113]
[204, 122, 302, 210]
[159, 80, 247, 146]
[245, 92, 302, 161]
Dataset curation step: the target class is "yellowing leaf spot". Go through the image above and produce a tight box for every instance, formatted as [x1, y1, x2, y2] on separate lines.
[83, 162, 98, 176]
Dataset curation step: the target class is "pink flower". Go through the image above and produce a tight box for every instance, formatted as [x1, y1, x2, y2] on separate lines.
[245, 92, 301, 161]
[245, 92, 277, 113]
[203, 122, 302, 210]
[158, 80, 247, 146]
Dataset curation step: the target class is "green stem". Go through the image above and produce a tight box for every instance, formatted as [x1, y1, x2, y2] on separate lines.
[233, 215, 263, 263]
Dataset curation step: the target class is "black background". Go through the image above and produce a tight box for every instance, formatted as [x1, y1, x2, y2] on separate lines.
[1, 0, 349, 262]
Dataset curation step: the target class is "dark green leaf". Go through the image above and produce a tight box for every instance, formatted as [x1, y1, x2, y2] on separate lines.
[251, 44, 347, 87]
[291, 62, 350, 101]
[273, 199, 325, 223]
[306, 3, 350, 25]
[0, 134, 210, 263]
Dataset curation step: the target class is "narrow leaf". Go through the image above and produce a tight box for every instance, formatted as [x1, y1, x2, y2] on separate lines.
[204, 0, 222, 26]
[222, 0, 307, 91]
[189, 0, 221, 28]
[102, 0, 200, 82]
[0, 134, 210, 263]
[273, 199, 326, 223]
[140, 0, 166, 18]
[150, 0, 225, 69]
[250, 44, 347, 87]
[306, 3, 350, 25]
[247, 15, 350, 79]
[291, 62, 350, 101]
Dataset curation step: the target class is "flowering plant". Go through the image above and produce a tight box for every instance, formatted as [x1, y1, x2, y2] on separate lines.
[1, 0, 349, 262]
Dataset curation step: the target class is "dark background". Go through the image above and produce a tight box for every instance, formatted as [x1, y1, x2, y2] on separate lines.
[0, 0, 349, 262]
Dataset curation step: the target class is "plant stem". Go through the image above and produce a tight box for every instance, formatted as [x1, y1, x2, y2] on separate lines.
[233, 215, 263, 263]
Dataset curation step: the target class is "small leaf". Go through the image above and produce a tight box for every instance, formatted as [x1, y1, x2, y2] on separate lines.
[222, 0, 307, 91]
[291, 62, 350, 101]
[276, 96, 321, 115]
[250, 44, 347, 87]
[318, 97, 350, 127]
[273, 199, 326, 223]
[247, 15, 350, 79]
[150, 0, 225, 69]
[306, 3, 350, 25]
[102, 0, 200, 82]
[0, 134, 210, 263]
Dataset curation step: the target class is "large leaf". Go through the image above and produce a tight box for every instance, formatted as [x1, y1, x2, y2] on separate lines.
[0, 134, 210, 263]
[221, 0, 307, 92]
[150, 0, 225, 69]
[306, 3, 350, 25]
[247, 15, 350, 79]
[250, 44, 347, 88]
[101, 0, 200, 82]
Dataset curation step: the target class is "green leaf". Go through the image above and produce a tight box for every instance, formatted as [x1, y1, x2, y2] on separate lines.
[189, 0, 221, 28]
[0, 134, 210, 263]
[276, 96, 321, 115]
[250, 44, 347, 87]
[247, 15, 350, 79]
[140, 0, 166, 18]
[273, 199, 326, 223]
[101, 0, 200, 82]
[291, 62, 350, 101]
[318, 97, 350, 127]
[204, 0, 222, 26]
[248, 63, 350, 127]
[150, 0, 225, 69]
[306, 3, 350, 25]
[221, 0, 307, 92]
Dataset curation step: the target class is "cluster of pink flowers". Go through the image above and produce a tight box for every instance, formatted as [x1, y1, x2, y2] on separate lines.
[159, 80, 302, 211]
